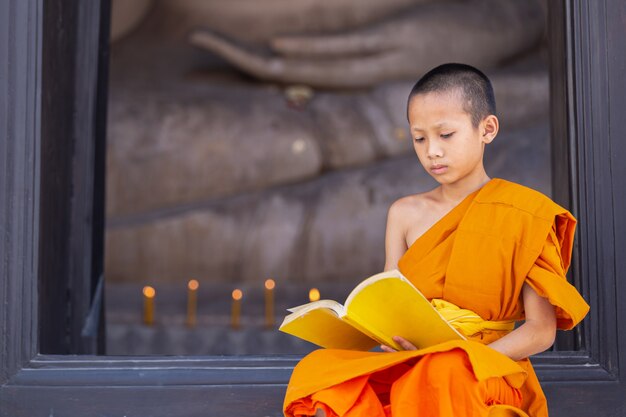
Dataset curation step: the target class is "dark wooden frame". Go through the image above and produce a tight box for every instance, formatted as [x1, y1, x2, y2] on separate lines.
[1, 0, 625, 415]
[37, 0, 108, 356]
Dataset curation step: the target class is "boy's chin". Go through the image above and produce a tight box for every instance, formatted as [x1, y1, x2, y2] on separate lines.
[428, 173, 453, 184]
[431, 175, 468, 187]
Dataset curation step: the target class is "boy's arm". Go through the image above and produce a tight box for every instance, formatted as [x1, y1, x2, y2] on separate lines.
[486, 283, 557, 361]
[384, 200, 408, 271]
[382, 283, 557, 357]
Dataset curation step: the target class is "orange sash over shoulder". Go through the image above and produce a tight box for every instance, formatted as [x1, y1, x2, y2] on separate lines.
[283, 179, 590, 417]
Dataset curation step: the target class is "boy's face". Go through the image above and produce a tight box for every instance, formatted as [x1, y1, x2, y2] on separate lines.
[407, 89, 495, 185]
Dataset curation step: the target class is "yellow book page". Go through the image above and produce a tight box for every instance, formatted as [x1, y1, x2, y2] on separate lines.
[279, 308, 379, 350]
[345, 271, 465, 350]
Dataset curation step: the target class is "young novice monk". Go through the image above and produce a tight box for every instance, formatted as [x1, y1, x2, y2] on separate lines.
[283, 63, 590, 417]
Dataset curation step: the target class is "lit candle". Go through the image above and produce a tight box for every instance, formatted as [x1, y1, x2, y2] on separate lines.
[231, 289, 243, 330]
[264, 279, 275, 329]
[309, 288, 320, 302]
[143, 286, 156, 325]
[187, 279, 199, 327]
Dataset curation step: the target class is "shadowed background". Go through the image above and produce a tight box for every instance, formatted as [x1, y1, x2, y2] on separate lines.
[104, 0, 552, 354]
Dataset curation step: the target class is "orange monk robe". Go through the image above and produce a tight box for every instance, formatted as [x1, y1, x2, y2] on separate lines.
[283, 179, 590, 417]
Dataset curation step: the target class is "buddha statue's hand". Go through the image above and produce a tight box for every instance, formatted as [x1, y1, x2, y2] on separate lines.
[188, 0, 544, 89]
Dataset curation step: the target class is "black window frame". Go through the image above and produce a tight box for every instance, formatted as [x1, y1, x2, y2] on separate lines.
[2, 0, 626, 415]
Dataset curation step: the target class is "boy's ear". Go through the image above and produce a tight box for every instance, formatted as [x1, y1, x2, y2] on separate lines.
[481, 115, 499, 144]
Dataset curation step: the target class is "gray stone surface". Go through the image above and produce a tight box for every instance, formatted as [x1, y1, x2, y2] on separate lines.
[107, 87, 323, 217]
[106, 69, 549, 218]
[104, 0, 552, 289]
[106, 0, 550, 219]
[105, 123, 551, 284]
[308, 93, 380, 170]
[189, 1, 545, 88]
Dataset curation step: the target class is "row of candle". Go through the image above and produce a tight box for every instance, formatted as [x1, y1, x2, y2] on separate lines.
[142, 279, 322, 329]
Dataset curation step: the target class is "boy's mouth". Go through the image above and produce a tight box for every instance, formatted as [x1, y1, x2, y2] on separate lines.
[430, 164, 448, 174]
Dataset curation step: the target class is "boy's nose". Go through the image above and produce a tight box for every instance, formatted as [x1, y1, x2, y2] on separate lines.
[427, 143, 443, 159]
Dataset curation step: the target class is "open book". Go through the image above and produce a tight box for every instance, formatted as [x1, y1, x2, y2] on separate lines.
[279, 270, 465, 351]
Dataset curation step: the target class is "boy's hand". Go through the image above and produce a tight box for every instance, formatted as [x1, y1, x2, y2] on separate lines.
[380, 336, 417, 352]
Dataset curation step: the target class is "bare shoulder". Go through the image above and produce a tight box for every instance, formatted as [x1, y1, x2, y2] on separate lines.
[389, 188, 439, 215]
[388, 188, 445, 246]
[388, 188, 440, 227]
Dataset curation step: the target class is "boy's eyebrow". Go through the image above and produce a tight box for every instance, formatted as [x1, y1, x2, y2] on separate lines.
[411, 121, 451, 132]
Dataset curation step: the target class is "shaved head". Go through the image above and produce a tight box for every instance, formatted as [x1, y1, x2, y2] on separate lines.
[408, 63, 496, 128]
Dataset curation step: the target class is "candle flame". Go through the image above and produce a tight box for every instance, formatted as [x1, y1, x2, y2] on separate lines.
[188, 279, 199, 290]
[143, 286, 155, 298]
[265, 279, 275, 290]
[309, 288, 320, 302]
[232, 289, 243, 300]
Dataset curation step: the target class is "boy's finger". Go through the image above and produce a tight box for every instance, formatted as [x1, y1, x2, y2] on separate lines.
[380, 345, 396, 352]
[393, 336, 417, 351]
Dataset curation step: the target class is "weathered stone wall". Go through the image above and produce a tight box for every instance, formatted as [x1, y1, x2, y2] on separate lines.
[106, 123, 550, 283]
[105, 0, 551, 284]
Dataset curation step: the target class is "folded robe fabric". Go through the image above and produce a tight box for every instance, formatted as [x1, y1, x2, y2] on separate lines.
[283, 178, 590, 417]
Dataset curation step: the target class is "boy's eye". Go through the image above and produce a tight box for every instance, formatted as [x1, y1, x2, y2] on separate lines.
[414, 137, 424, 143]
[441, 132, 454, 139]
